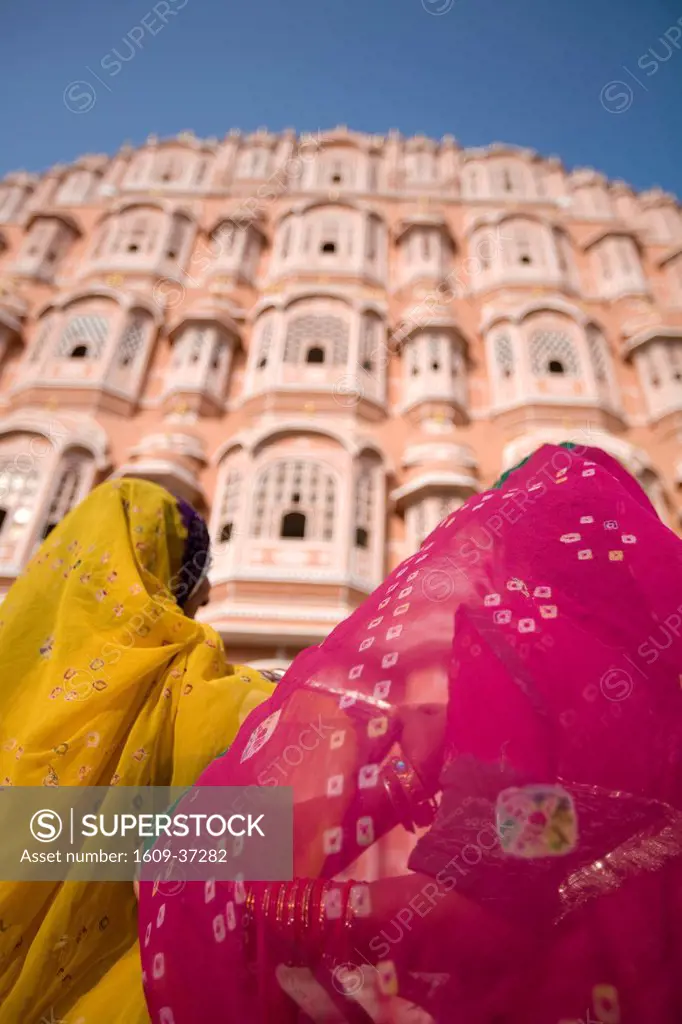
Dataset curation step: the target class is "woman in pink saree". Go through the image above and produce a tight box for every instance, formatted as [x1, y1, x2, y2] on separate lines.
[139, 444, 682, 1022]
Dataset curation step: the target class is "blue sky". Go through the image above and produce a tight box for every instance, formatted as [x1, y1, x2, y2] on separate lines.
[2, 0, 681, 196]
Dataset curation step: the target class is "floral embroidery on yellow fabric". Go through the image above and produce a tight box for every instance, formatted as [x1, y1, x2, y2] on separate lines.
[0, 478, 274, 1024]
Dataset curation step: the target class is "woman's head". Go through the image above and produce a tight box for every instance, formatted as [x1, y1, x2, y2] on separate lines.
[20, 477, 212, 617]
[0, 476, 221, 785]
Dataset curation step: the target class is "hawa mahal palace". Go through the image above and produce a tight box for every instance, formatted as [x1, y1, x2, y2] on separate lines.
[0, 126, 681, 671]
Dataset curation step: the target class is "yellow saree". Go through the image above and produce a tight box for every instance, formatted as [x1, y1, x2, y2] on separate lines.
[0, 478, 274, 1023]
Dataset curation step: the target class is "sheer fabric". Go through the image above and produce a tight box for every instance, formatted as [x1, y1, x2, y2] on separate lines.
[140, 445, 682, 1022]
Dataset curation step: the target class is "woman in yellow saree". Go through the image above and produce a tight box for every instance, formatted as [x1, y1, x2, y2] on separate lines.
[0, 477, 274, 1023]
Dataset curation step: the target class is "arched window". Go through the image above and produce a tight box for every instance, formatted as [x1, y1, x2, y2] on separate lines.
[127, 153, 152, 187]
[25, 224, 50, 257]
[0, 460, 40, 540]
[463, 166, 481, 198]
[306, 346, 325, 364]
[426, 336, 439, 373]
[360, 317, 380, 373]
[408, 342, 420, 377]
[283, 314, 349, 365]
[216, 468, 241, 545]
[354, 468, 374, 550]
[155, 153, 183, 184]
[165, 216, 188, 260]
[18, 219, 74, 277]
[366, 218, 378, 260]
[494, 335, 514, 378]
[494, 163, 525, 196]
[529, 330, 580, 377]
[0, 185, 27, 223]
[317, 153, 354, 189]
[57, 314, 109, 359]
[279, 222, 291, 260]
[587, 326, 608, 384]
[39, 456, 86, 539]
[251, 460, 336, 541]
[56, 170, 92, 204]
[118, 315, 148, 368]
[516, 231, 533, 265]
[189, 330, 205, 363]
[668, 342, 682, 383]
[110, 212, 159, 257]
[552, 228, 576, 286]
[646, 349, 660, 389]
[236, 148, 270, 179]
[193, 158, 209, 188]
[173, 327, 209, 368]
[210, 339, 226, 372]
[405, 151, 435, 184]
[214, 222, 236, 256]
[126, 222, 145, 254]
[253, 317, 274, 370]
[477, 235, 492, 270]
[591, 236, 645, 296]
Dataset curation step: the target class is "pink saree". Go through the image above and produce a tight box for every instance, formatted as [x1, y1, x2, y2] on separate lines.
[139, 445, 682, 1022]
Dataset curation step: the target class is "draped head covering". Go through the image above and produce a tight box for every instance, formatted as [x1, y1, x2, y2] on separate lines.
[0, 477, 274, 1023]
[139, 445, 682, 1024]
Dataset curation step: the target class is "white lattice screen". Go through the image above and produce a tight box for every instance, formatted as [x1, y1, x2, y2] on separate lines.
[217, 469, 242, 544]
[57, 315, 109, 358]
[283, 314, 349, 365]
[494, 335, 514, 377]
[40, 457, 86, 539]
[118, 316, 148, 367]
[251, 460, 336, 541]
[529, 330, 579, 376]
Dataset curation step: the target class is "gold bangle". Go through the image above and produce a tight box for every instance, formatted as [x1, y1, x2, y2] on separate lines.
[318, 880, 331, 926]
[287, 879, 299, 927]
[275, 883, 287, 926]
[262, 883, 273, 922]
[344, 881, 354, 929]
[300, 880, 314, 933]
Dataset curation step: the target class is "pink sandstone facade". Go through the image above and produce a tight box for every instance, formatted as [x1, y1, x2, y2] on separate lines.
[1, 126, 682, 677]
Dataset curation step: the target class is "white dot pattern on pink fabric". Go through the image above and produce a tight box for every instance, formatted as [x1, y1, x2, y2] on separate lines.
[357, 816, 374, 845]
[140, 451, 645, 1024]
[368, 716, 388, 738]
[324, 887, 342, 919]
[327, 774, 344, 796]
[212, 915, 226, 943]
